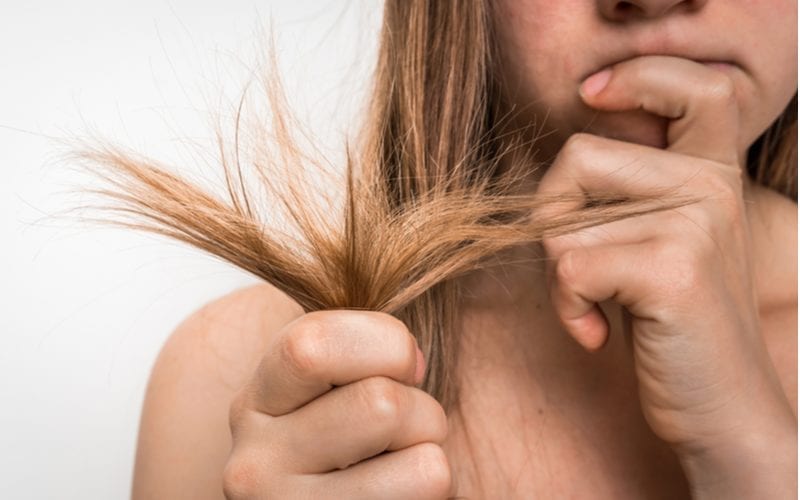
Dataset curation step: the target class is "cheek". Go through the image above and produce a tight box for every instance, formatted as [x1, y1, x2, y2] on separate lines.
[498, 36, 584, 128]
[738, 4, 797, 148]
[495, 0, 584, 99]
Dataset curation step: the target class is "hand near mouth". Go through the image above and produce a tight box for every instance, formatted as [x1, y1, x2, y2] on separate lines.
[579, 55, 742, 165]
[535, 55, 795, 497]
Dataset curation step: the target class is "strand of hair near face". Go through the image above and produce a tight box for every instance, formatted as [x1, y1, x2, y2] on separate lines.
[72, 1, 796, 418]
[72, 73, 694, 417]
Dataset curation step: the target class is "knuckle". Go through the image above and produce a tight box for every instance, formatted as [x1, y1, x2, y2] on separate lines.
[357, 376, 405, 425]
[543, 233, 587, 260]
[374, 311, 412, 336]
[564, 131, 595, 151]
[376, 312, 418, 371]
[554, 249, 584, 288]
[540, 236, 556, 256]
[365, 312, 418, 380]
[560, 132, 597, 163]
[280, 316, 328, 380]
[705, 72, 737, 105]
[691, 172, 745, 236]
[222, 451, 265, 499]
[414, 443, 453, 498]
[541, 235, 565, 257]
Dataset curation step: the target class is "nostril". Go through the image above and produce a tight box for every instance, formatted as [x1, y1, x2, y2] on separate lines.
[603, 1, 646, 22]
[600, 0, 706, 21]
[600, 0, 708, 21]
[615, 1, 636, 13]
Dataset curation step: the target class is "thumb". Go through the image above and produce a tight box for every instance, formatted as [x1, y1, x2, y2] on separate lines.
[579, 55, 741, 166]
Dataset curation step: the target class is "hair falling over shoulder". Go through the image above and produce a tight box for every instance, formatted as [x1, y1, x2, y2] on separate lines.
[74, 0, 796, 414]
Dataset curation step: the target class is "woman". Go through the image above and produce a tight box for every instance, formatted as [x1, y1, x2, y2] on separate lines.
[120, 0, 797, 498]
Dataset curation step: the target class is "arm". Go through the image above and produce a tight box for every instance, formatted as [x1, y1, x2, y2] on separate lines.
[131, 284, 303, 500]
[680, 421, 797, 500]
[680, 303, 798, 500]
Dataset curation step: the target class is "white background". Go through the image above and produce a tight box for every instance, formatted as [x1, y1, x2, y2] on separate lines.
[1, 1, 382, 498]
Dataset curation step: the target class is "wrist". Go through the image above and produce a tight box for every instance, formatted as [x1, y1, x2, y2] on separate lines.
[676, 418, 797, 500]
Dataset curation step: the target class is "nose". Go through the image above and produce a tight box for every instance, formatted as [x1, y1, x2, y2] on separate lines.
[597, 0, 708, 21]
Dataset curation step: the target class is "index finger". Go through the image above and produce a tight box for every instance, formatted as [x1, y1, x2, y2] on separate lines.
[242, 310, 425, 416]
[579, 55, 741, 165]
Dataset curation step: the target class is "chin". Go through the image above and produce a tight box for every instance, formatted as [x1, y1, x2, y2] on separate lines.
[583, 110, 670, 149]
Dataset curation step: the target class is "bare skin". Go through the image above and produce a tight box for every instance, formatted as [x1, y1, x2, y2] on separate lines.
[131, 76, 798, 500]
[132, 1, 797, 498]
[446, 182, 797, 498]
[131, 183, 796, 497]
[443, 52, 799, 496]
[443, 0, 800, 492]
[131, 178, 796, 499]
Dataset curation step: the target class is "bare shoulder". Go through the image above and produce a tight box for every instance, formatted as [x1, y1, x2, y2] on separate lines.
[132, 283, 304, 500]
[160, 283, 304, 391]
[755, 187, 797, 418]
[762, 302, 797, 418]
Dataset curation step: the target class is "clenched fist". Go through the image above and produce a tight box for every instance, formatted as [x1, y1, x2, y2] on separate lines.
[222, 310, 454, 499]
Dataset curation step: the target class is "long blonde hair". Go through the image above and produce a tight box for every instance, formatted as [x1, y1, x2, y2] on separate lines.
[75, 0, 796, 417]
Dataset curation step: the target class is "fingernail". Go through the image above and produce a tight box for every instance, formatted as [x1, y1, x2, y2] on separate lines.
[580, 68, 612, 97]
[414, 346, 426, 385]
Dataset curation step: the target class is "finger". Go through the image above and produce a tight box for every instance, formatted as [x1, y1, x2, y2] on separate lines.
[307, 442, 455, 500]
[550, 243, 651, 351]
[547, 250, 610, 352]
[274, 376, 448, 474]
[579, 55, 740, 165]
[532, 132, 705, 224]
[542, 212, 657, 258]
[245, 310, 425, 416]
